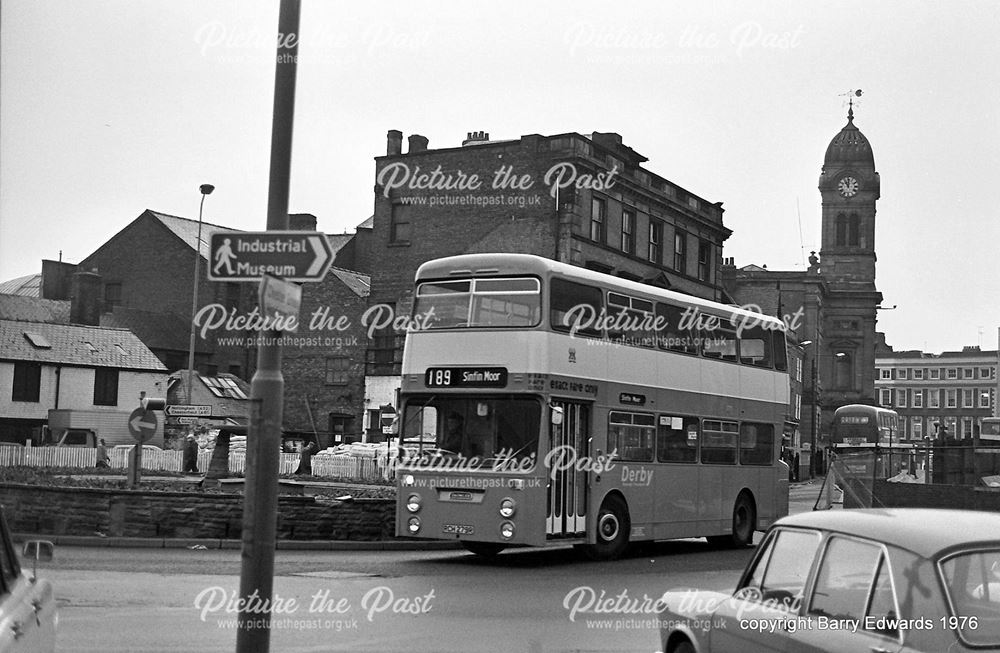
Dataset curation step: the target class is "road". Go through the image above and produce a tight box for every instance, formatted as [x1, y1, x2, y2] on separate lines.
[45, 481, 826, 652]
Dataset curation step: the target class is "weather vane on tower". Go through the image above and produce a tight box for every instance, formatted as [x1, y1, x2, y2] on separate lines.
[840, 89, 863, 121]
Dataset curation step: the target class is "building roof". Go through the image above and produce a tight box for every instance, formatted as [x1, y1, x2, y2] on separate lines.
[877, 348, 998, 362]
[0, 295, 70, 323]
[328, 267, 371, 297]
[150, 210, 241, 262]
[0, 319, 167, 371]
[100, 306, 209, 354]
[0, 273, 41, 297]
[168, 371, 249, 420]
[778, 508, 1000, 559]
[824, 107, 875, 167]
[327, 234, 354, 259]
[356, 215, 374, 229]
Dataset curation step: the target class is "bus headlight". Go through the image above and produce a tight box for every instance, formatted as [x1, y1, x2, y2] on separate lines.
[499, 497, 516, 518]
[500, 521, 515, 540]
[407, 517, 421, 534]
[402, 474, 415, 487]
[406, 493, 422, 513]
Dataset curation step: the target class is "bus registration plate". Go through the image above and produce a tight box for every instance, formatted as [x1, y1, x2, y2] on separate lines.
[443, 524, 475, 535]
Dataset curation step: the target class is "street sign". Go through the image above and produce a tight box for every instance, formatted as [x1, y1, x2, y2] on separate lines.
[165, 405, 213, 417]
[175, 417, 199, 425]
[207, 230, 333, 282]
[128, 407, 158, 443]
[259, 274, 302, 330]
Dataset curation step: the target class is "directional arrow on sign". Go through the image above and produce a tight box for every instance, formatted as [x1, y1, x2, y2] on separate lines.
[130, 415, 156, 431]
[207, 230, 334, 282]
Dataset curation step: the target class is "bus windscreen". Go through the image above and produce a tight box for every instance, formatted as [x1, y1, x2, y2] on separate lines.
[401, 396, 541, 465]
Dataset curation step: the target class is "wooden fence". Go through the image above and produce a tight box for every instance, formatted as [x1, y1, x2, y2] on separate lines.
[0, 446, 387, 482]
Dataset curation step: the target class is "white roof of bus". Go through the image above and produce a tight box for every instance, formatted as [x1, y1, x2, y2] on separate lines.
[415, 253, 784, 327]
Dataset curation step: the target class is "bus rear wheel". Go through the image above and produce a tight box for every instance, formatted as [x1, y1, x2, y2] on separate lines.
[708, 493, 756, 548]
[462, 541, 506, 558]
[581, 495, 630, 560]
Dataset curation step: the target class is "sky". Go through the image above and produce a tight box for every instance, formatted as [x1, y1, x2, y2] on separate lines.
[1, 0, 998, 355]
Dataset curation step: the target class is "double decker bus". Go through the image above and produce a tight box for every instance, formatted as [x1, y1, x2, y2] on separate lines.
[395, 253, 790, 559]
[830, 404, 900, 448]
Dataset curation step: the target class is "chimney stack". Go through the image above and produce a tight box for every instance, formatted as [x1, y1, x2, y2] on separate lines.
[288, 213, 318, 231]
[387, 130, 402, 156]
[41, 259, 77, 300]
[408, 134, 428, 153]
[70, 268, 102, 326]
[462, 131, 491, 146]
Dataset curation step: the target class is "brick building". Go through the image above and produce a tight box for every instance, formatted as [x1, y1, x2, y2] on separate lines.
[365, 129, 734, 418]
[3, 209, 372, 443]
[724, 104, 884, 469]
[80, 209, 255, 378]
[280, 266, 370, 444]
[875, 346, 998, 440]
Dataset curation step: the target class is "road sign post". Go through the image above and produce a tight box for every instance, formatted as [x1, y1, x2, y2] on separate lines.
[236, 1, 299, 650]
[127, 406, 159, 488]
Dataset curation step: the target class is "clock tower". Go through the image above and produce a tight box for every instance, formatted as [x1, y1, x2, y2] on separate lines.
[817, 99, 883, 411]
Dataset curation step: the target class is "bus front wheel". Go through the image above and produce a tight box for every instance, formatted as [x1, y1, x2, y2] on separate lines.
[581, 495, 630, 560]
[462, 541, 506, 558]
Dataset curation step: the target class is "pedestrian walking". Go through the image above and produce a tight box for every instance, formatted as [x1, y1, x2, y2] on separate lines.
[183, 434, 200, 473]
[295, 441, 316, 475]
[96, 438, 110, 468]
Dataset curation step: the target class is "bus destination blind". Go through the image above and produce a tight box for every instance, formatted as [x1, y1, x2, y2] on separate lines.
[425, 367, 508, 388]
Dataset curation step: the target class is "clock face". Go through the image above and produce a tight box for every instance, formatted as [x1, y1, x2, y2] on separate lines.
[838, 176, 859, 197]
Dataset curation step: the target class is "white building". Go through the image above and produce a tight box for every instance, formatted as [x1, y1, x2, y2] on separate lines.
[0, 319, 168, 443]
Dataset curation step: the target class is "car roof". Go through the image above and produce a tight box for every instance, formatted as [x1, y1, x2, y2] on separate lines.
[775, 509, 1000, 559]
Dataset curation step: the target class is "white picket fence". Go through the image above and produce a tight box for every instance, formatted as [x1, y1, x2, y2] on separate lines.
[0, 446, 387, 482]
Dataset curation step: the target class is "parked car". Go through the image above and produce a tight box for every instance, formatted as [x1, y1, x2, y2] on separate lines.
[658, 508, 1000, 653]
[0, 508, 56, 652]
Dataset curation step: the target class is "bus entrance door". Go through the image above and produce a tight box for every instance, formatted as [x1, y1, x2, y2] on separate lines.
[546, 400, 590, 538]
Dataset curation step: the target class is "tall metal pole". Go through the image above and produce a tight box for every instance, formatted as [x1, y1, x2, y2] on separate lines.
[236, 1, 299, 651]
[187, 185, 214, 404]
[810, 357, 817, 478]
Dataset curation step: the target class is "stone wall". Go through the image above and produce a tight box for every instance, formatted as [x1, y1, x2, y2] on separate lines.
[866, 479, 1000, 512]
[0, 483, 395, 540]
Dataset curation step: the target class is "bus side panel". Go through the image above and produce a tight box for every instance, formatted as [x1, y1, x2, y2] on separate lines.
[652, 464, 701, 540]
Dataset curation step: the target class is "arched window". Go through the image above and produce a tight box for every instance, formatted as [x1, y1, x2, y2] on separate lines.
[834, 352, 853, 390]
[848, 214, 860, 247]
[835, 214, 847, 247]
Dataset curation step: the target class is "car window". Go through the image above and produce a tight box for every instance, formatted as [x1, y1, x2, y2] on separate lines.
[809, 537, 882, 622]
[740, 528, 820, 611]
[940, 549, 1000, 647]
[864, 556, 901, 639]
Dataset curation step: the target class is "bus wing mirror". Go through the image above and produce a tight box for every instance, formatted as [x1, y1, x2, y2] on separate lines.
[550, 406, 564, 426]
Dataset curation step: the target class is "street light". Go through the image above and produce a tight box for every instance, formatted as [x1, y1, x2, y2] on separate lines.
[186, 184, 215, 404]
[800, 339, 819, 478]
[799, 339, 846, 478]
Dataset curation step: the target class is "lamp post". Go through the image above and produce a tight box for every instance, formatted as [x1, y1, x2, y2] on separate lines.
[186, 184, 215, 404]
[801, 339, 819, 478]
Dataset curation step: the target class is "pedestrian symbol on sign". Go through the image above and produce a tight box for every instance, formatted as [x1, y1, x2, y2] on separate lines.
[213, 238, 237, 276]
